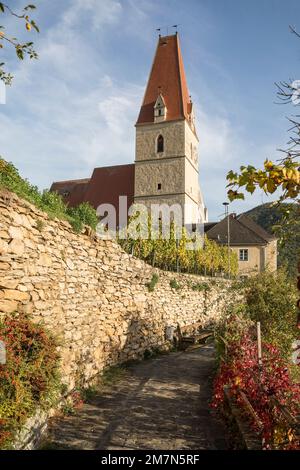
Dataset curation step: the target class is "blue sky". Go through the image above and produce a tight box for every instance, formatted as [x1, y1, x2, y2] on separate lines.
[0, 0, 300, 220]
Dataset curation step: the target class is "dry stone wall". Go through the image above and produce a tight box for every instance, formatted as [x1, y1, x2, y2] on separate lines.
[0, 190, 237, 390]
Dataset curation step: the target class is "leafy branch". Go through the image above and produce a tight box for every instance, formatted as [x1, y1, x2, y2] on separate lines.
[0, 3, 39, 85]
[226, 26, 300, 205]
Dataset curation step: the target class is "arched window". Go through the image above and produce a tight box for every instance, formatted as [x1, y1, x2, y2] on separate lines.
[157, 134, 164, 153]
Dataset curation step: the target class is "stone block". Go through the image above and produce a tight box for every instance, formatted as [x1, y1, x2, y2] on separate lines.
[8, 239, 25, 256]
[0, 279, 19, 289]
[0, 299, 18, 313]
[8, 226, 24, 240]
[0, 239, 8, 254]
[1, 289, 30, 301]
[37, 253, 52, 267]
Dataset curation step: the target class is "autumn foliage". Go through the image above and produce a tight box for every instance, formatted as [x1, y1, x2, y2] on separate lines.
[213, 313, 300, 449]
[118, 217, 238, 277]
[0, 315, 60, 449]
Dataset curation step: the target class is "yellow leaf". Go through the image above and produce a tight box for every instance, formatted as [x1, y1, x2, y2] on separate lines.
[266, 179, 276, 193]
[26, 23, 31, 31]
[287, 428, 294, 442]
[234, 376, 241, 386]
[264, 160, 274, 170]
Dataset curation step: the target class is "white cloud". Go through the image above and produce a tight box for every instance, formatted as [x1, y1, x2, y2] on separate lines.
[0, 0, 144, 190]
[62, 0, 122, 30]
[194, 103, 278, 219]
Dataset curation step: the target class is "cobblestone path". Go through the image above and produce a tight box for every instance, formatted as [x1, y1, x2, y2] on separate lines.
[45, 345, 229, 450]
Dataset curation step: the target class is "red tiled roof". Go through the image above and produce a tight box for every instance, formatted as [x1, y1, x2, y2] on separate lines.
[84, 164, 134, 213]
[50, 178, 90, 207]
[136, 34, 192, 125]
[51, 165, 135, 217]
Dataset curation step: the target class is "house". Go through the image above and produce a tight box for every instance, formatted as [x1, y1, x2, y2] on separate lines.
[205, 213, 277, 276]
[51, 33, 208, 226]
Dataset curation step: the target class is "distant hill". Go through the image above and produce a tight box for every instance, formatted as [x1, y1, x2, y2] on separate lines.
[244, 203, 300, 278]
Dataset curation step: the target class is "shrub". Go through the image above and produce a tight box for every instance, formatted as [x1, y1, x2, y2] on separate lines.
[67, 202, 99, 233]
[212, 314, 300, 449]
[214, 305, 253, 363]
[243, 270, 298, 361]
[0, 314, 61, 449]
[0, 157, 98, 233]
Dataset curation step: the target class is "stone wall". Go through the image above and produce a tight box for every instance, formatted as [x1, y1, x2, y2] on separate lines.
[0, 190, 237, 390]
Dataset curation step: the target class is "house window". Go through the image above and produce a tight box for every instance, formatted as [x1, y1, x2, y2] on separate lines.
[239, 249, 248, 261]
[157, 134, 164, 153]
[157, 183, 161, 190]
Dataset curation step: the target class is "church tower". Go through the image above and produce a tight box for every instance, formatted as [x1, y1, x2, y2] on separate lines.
[134, 33, 207, 225]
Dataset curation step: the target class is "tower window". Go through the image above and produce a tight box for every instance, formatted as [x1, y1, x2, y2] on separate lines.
[157, 134, 164, 153]
[157, 183, 161, 190]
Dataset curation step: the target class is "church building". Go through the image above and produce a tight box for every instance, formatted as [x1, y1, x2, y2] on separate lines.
[51, 33, 207, 226]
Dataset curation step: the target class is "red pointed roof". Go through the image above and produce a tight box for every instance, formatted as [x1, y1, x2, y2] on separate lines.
[136, 34, 192, 125]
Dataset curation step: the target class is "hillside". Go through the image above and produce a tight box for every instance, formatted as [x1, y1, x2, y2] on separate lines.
[244, 203, 300, 277]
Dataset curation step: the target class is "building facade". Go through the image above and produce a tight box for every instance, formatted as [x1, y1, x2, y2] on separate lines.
[205, 214, 277, 276]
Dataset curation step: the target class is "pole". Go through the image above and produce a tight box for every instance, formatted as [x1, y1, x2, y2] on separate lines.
[227, 212, 231, 278]
[257, 321, 262, 367]
[223, 202, 231, 279]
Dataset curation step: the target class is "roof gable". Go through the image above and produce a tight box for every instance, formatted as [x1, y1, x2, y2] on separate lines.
[206, 214, 271, 245]
[51, 164, 135, 212]
[237, 214, 276, 242]
[154, 93, 166, 109]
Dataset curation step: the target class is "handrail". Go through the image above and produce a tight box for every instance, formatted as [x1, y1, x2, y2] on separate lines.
[269, 396, 300, 437]
[237, 389, 300, 437]
[237, 389, 264, 431]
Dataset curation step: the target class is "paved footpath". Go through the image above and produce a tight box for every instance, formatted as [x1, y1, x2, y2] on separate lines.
[45, 345, 229, 450]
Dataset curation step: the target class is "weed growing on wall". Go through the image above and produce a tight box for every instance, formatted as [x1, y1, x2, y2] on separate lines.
[170, 279, 181, 290]
[146, 273, 159, 292]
